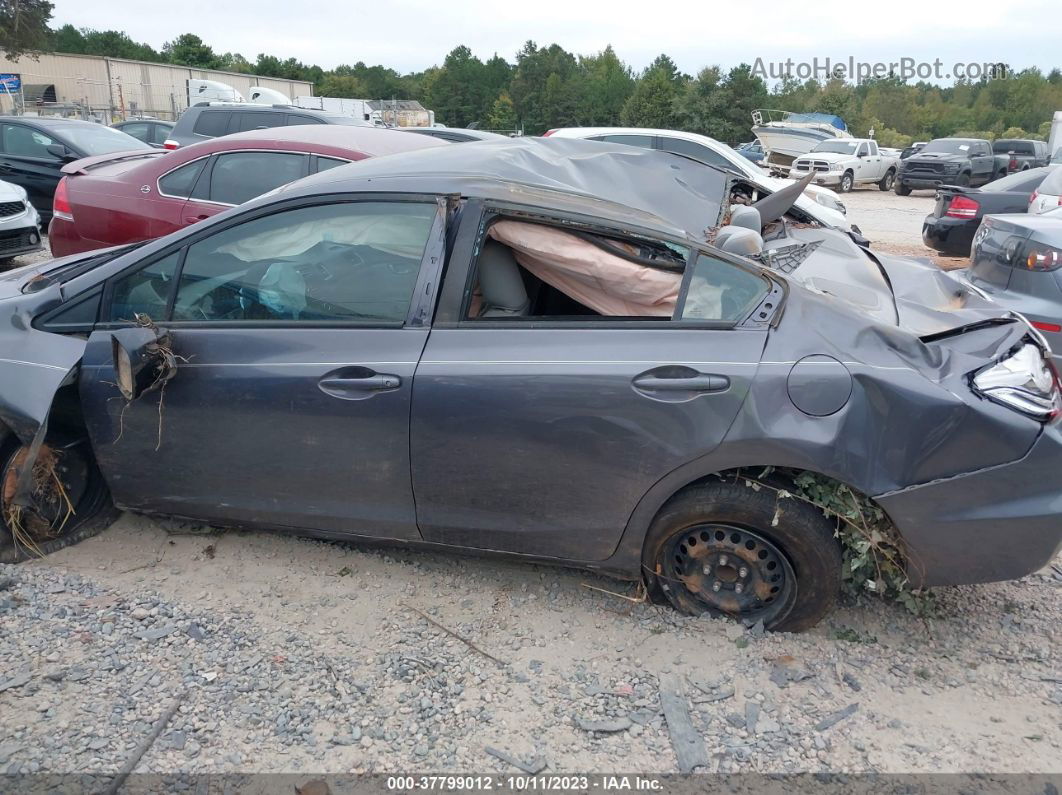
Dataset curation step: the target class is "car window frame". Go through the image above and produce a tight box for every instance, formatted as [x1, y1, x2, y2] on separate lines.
[191, 110, 231, 139]
[435, 200, 777, 331]
[96, 192, 450, 331]
[202, 149, 309, 206]
[156, 154, 211, 200]
[0, 122, 63, 162]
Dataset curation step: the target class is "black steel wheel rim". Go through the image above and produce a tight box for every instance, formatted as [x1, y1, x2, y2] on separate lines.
[664, 523, 797, 625]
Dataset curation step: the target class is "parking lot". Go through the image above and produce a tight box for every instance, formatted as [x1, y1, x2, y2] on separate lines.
[1, 188, 1059, 780]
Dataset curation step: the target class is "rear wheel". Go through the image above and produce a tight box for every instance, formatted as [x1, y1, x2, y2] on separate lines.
[0, 435, 117, 563]
[878, 170, 895, 191]
[643, 479, 842, 632]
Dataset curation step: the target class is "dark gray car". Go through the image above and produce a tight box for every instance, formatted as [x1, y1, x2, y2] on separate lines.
[1, 138, 1060, 632]
[164, 103, 370, 150]
[959, 207, 1062, 358]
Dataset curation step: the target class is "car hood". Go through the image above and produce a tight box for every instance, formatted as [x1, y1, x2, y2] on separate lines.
[768, 226, 1005, 336]
[0, 179, 27, 202]
[906, 152, 967, 165]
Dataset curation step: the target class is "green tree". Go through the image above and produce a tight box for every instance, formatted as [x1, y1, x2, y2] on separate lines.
[163, 33, 220, 69]
[577, 46, 634, 126]
[0, 0, 53, 59]
[423, 45, 493, 127]
[487, 91, 518, 131]
[509, 41, 579, 134]
[620, 56, 683, 129]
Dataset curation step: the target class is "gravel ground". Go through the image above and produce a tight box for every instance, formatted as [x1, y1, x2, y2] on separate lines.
[1, 517, 1059, 777]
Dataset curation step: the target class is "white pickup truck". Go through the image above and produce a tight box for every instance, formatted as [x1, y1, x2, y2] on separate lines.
[789, 139, 899, 193]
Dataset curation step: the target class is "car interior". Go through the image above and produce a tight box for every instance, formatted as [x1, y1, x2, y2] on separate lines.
[464, 215, 769, 323]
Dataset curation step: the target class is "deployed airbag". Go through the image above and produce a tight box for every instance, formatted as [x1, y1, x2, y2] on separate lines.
[486, 220, 681, 317]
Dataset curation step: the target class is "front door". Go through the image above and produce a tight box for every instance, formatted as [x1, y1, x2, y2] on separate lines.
[411, 218, 772, 562]
[79, 195, 446, 539]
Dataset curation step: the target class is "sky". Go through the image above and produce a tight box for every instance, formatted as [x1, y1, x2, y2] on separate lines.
[52, 0, 1056, 82]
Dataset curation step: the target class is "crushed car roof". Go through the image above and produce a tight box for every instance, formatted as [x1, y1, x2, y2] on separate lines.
[279, 137, 729, 239]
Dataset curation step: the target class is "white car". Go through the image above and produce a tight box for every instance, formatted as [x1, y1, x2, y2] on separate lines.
[1029, 165, 1062, 214]
[543, 127, 852, 232]
[0, 179, 42, 264]
[789, 139, 900, 193]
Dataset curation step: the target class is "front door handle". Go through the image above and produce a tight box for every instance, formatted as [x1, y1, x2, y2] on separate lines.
[633, 374, 729, 392]
[184, 214, 211, 223]
[318, 367, 402, 400]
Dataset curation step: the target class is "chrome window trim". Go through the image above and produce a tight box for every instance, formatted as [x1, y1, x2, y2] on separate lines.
[155, 148, 348, 203]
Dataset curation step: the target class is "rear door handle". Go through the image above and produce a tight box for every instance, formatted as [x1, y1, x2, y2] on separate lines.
[633, 374, 729, 392]
[318, 368, 402, 400]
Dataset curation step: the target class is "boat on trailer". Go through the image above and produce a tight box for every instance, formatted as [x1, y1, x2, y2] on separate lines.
[752, 109, 852, 175]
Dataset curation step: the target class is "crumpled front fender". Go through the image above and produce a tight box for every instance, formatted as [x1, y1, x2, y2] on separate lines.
[0, 283, 87, 444]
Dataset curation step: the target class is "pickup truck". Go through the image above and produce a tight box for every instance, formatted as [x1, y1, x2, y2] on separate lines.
[895, 138, 1008, 195]
[993, 138, 1050, 173]
[789, 139, 898, 193]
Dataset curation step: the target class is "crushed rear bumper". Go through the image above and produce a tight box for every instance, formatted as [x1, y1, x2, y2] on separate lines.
[877, 421, 1062, 588]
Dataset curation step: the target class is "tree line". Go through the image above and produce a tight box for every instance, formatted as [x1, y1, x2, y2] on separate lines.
[5, 10, 1062, 146]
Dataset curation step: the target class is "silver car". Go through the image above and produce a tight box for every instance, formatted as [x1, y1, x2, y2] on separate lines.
[0, 178, 42, 264]
[962, 206, 1062, 358]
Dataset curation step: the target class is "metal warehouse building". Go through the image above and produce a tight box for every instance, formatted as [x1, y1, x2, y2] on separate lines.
[0, 51, 314, 121]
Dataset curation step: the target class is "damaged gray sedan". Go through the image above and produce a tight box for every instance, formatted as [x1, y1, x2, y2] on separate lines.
[2, 138, 1060, 632]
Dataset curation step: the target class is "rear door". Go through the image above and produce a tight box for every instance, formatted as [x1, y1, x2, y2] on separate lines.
[971, 141, 994, 183]
[181, 150, 309, 224]
[0, 122, 63, 216]
[78, 194, 447, 539]
[410, 206, 772, 561]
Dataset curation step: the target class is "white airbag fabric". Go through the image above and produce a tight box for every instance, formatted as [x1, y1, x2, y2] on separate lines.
[486, 220, 680, 317]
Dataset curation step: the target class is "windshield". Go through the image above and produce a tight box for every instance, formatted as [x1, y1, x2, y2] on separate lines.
[55, 124, 152, 155]
[811, 141, 860, 155]
[920, 140, 974, 155]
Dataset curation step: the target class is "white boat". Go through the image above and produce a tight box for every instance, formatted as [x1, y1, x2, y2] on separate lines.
[752, 109, 852, 173]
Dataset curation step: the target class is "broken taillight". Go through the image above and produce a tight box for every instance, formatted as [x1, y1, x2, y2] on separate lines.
[52, 177, 73, 222]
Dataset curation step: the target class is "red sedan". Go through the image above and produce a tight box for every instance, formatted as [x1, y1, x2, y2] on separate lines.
[48, 125, 447, 257]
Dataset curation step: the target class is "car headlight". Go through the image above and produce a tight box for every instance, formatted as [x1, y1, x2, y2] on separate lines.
[944, 163, 960, 173]
[972, 342, 1061, 420]
[814, 192, 847, 215]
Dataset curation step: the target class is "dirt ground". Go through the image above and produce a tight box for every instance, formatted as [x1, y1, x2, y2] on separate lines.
[840, 186, 970, 269]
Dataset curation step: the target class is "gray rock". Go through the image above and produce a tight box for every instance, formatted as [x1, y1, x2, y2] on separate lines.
[0, 672, 31, 693]
[745, 701, 760, 734]
[135, 625, 176, 641]
[576, 716, 632, 733]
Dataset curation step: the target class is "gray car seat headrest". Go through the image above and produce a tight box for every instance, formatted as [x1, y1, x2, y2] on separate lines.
[728, 205, 762, 232]
[478, 239, 530, 317]
[715, 226, 764, 256]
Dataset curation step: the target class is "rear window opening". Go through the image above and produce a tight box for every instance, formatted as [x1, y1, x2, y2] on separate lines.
[463, 217, 771, 324]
